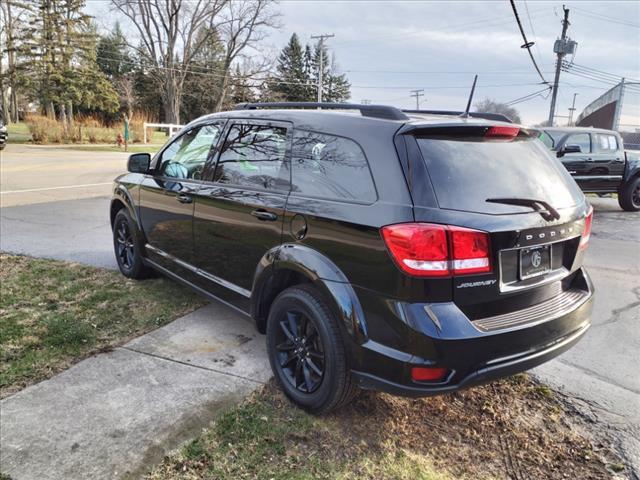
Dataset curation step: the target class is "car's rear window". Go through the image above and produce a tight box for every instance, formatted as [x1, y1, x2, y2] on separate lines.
[416, 136, 583, 215]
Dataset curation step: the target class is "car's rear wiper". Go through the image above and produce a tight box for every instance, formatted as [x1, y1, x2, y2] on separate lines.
[486, 197, 561, 221]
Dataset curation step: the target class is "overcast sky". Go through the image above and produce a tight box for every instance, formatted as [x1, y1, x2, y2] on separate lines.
[89, 0, 640, 126]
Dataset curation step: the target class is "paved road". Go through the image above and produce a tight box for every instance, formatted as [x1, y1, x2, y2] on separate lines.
[1, 143, 129, 208]
[2, 144, 639, 475]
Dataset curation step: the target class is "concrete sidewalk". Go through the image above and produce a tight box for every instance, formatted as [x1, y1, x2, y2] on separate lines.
[0, 303, 271, 480]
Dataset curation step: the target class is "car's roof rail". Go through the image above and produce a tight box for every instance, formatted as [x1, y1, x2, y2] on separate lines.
[402, 109, 514, 123]
[234, 102, 410, 121]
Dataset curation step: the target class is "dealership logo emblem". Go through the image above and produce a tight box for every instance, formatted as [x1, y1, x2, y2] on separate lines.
[531, 250, 542, 268]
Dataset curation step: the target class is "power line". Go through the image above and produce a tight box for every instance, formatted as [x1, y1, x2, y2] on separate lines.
[523, 0, 544, 69]
[563, 61, 640, 84]
[505, 86, 551, 106]
[571, 6, 640, 29]
[509, 0, 550, 86]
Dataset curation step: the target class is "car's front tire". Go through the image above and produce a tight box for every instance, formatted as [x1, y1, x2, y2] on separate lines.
[618, 176, 640, 212]
[266, 284, 358, 414]
[113, 209, 150, 279]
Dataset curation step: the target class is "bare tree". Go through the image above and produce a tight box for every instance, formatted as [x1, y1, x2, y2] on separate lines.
[111, 0, 228, 123]
[213, 0, 279, 111]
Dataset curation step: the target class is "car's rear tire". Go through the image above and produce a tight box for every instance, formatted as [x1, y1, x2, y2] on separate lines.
[113, 209, 151, 279]
[618, 176, 640, 212]
[266, 284, 358, 414]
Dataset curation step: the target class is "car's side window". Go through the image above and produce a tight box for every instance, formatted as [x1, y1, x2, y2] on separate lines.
[565, 133, 591, 154]
[158, 124, 222, 180]
[214, 124, 289, 191]
[594, 133, 618, 152]
[539, 132, 554, 149]
[291, 130, 376, 203]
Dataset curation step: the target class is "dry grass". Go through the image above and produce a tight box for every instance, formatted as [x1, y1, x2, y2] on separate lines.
[149, 377, 624, 480]
[24, 113, 151, 145]
[0, 254, 206, 398]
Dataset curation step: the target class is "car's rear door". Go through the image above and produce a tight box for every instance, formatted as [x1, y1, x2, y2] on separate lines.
[590, 132, 625, 190]
[559, 132, 592, 190]
[139, 122, 225, 272]
[192, 120, 291, 302]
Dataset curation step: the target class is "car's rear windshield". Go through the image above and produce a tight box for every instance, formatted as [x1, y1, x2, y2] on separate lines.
[416, 134, 583, 215]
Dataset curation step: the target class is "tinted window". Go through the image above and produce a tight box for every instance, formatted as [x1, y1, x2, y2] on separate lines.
[565, 133, 591, 153]
[215, 124, 288, 190]
[539, 131, 555, 149]
[594, 133, 618, 152]
[416, 137, 582, 215]
[159, 124, 221, 179]
[291, 130, 376, 202]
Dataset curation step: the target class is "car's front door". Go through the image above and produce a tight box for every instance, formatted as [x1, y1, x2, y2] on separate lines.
[139, 122, 224, 272]
[590, 132, 625, 191]
[192, 120, 291, 302]
[559, 132, 592, 190]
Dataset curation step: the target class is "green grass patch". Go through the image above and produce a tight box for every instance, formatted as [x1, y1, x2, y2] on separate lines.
[6, 122, 32, 143]
[0, 254, 206, 398]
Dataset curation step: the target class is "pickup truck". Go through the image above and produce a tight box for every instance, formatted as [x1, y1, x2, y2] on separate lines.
[539, 127, 640, 211]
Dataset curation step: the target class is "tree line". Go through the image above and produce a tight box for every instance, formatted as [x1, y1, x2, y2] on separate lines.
[0, 0, 352, 126]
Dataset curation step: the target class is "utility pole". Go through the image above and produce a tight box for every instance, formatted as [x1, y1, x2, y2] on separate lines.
[548, 5, 570, 126]
[568, 93, 578, 126]
[310, 33, 335, 103]
[410, 89, 424, 109]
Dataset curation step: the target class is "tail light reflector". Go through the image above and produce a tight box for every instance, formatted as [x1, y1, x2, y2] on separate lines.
[381, 223, 492, 277]
[411, 366, 449, 382]
[579, 206, 593, 250]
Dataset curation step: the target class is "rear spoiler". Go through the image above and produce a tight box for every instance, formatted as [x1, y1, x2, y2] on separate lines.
[402, 110, 514, 123]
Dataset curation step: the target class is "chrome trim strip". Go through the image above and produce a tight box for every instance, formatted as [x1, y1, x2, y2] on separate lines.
[197, 269, 252, 298]
[573, 175, 622, 181]
[144, 244, 251, 298]
[473, 288, 591, 333]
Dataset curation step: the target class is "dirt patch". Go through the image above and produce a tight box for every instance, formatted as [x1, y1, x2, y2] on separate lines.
[149, 375, 625, 479]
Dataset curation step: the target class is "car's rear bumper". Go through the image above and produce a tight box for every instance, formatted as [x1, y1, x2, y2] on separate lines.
[348, 267, 594, 397]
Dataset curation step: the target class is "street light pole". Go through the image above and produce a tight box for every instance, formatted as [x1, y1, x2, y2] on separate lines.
[568, 93, 578, 126]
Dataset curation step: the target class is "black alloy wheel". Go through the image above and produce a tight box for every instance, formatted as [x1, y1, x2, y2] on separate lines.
[275, 310, 325, 393]
[266, 285, 358, 414]
[112, 209, 150, 279]
[115, 219, 135, 270]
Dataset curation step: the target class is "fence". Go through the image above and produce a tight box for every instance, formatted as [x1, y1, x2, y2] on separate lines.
[143, 122, 184, 144]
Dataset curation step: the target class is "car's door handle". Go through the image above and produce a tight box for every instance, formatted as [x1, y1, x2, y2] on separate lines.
[251, 209, 278, 221]
[177, 193, 193, 204]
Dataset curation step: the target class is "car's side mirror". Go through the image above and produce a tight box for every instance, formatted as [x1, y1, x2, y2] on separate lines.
[127, 153, 151, 173]
[557, 144, 582, 157]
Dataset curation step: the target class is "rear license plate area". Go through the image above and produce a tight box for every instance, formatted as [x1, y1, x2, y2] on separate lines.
[519, 245, 552, 280]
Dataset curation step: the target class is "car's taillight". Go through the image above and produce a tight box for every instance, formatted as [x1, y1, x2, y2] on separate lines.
[381, 223, 492, 277]
[579, 205, 593, 251]
[449, 226, 492, 274]
[485, 126, 520, 139]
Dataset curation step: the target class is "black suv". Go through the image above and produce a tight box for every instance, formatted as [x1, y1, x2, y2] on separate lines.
[111, 103, 594, 413]
[539, 127, 640, 211]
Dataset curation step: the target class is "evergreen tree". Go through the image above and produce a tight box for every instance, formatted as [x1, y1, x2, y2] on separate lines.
[96, 22, 133, 80]
[263, 33, 350, 103]
[18, 0, 118, 121]
[310, 42, 350, 103]
[267, 33, 308, 101]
